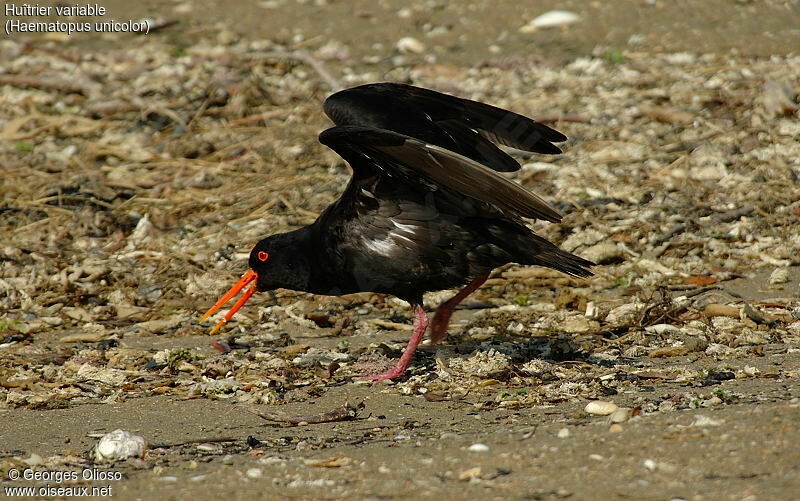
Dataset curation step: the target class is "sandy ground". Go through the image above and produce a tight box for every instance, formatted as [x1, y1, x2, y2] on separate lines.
[2, 1, 800, 500]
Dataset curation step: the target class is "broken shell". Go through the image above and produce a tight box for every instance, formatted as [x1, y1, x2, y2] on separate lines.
[606, 303, 645, 327]
[608, 407, 631, 423]
[769, 267, 790, 285]
[581, 242, 625, 265]
[448, 349, 511, 378]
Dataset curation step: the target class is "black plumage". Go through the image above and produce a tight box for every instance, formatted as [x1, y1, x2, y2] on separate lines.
[202, 82, 593, 382]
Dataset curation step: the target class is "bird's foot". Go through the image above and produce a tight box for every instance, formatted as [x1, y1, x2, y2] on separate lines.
[428, 312, 451, 344]
[359, 367, 407, 384]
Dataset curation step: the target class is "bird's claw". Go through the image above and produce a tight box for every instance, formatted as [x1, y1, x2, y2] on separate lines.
[359, 370, 406, 384]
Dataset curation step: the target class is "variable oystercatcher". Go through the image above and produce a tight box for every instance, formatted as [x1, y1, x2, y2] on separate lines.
[201, 82, 593, 382]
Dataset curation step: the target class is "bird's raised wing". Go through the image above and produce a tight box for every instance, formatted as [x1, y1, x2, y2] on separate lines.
[319, 126, 562, 223]
[323, 82, 566, 172]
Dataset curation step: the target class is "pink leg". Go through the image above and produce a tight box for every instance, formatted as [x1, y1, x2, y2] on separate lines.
[363, 304, 429, 383]
[429, 273, 490, 344]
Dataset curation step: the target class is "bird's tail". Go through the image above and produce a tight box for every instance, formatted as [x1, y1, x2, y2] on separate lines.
[525, 244, 594, 278]
[486, 222, 594, 278]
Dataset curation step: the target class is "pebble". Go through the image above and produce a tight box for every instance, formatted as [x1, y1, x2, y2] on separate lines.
[606, 303, 645, 327]
[458, 466, 483, 481]
[743, 366, 760, 376]
[560, 315, 596, 333]
[644, 323, 684, 335]
[585, 401, 619, 416]
[703, 304, 740, 319]
[643, 459, 678, 473]
[557, 428, 570, 439]
[22, 453, 43, 466]
[691, 415, 722, 427]
[467, 443, 490, 452]
[246, 467, 263, 479]
[609, 424, 624, 433]
[396, 37, 425, 54]
[581, 242, 626, 265]
[585, 301, 599, 319]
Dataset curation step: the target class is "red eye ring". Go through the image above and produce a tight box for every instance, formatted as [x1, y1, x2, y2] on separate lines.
[257, 251, 269, 262]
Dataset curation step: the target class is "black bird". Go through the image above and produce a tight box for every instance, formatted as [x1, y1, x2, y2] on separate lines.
[201, 82, 593, 382]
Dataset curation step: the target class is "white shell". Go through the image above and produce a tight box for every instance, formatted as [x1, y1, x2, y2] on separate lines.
[584, 400, 619, 416]
[608, 407, 632, 423]
[769, 267, 790, 285]
[521, 10, 580, 33]
[95, 429, 147, 462]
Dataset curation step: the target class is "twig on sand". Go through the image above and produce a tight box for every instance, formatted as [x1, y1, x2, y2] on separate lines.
[228, 109, 293, 127]
[246, 401, 364, 425]
[249, 50, 343, 92]
[533, 113, 591, 124]
[0, 75, 89, 95]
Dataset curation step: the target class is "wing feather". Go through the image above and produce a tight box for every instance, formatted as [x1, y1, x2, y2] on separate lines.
[323, 82, 566, 172]
[319, 126, 562, 223]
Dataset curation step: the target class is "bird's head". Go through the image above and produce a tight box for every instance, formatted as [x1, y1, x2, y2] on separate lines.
[200, 229, 312, 334]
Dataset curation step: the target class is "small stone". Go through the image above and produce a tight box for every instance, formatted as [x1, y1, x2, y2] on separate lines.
[691, 415, 722, 427]
[644, 324, 684, 335]
[608, 424, 624, 433]
[467, 443, 490, 452]
[22, 453, 43, 466]
[246, 467, 263, 478]
[585, 301, 599, 319]
[606, 303, 644, 327]
[560, 315, 596, 333]
[743, 366, 760, 376]
[396, 37, 425, 54]
[459, 466, 482, 481]
[557, 428, 570, 439]
[196, 443, 222, 453]
[581, 242, 625, 265]
[703, 304, 740, 318]
[644, 459, 677, 473]
[585, 401, 619, 416]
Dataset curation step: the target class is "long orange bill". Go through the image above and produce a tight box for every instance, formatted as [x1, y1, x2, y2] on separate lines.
[200, 269, 258, 334]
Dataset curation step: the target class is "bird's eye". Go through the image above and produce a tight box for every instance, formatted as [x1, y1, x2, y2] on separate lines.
[257, 251, 269, 261]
